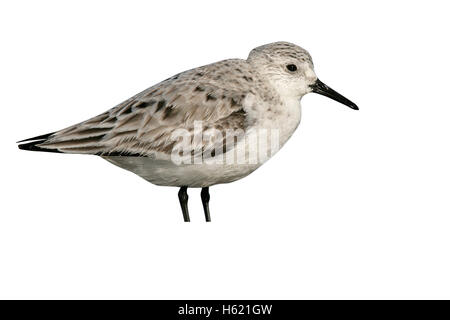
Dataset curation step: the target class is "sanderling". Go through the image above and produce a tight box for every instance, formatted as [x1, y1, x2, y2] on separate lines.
[18, 42, 358, 222]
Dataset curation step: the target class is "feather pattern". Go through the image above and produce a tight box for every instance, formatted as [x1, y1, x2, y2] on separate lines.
[25, 59, 278, 158]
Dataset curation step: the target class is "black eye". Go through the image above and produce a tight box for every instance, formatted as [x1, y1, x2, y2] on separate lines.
[286, 64, 297, 72]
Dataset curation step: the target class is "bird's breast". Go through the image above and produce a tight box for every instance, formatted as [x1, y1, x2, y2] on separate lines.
[252, 97, 302, 149]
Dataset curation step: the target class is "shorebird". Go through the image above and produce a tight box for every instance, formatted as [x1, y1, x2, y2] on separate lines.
[18, 42, 358, 222]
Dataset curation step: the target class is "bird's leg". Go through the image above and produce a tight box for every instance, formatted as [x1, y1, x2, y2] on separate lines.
[178, 186, 190, 222]
[201, 187, 211, 222]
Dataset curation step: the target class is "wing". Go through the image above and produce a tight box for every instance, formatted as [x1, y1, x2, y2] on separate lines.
[19, 59, 259, 159]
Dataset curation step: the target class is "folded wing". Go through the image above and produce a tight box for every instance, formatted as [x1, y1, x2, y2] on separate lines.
[18, 59, 257, 158]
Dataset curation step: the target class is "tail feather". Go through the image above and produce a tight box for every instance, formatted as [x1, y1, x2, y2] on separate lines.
[17, 132, 62, 153]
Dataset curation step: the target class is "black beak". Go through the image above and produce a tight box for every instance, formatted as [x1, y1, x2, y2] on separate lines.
[310, 79, 359, 110]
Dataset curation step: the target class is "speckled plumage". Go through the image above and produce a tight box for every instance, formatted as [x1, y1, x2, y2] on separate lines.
[33, 59, 277, 158]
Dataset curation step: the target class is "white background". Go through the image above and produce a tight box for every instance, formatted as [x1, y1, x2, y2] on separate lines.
[1, 0, 449, 299]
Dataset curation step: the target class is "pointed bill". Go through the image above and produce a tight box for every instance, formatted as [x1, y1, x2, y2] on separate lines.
[310, 79, 359, 110]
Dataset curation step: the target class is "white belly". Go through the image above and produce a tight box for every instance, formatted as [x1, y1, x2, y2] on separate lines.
[103, 156, 260, 187]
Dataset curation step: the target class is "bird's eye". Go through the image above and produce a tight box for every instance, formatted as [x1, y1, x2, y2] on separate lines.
[286, 64, 297, 72]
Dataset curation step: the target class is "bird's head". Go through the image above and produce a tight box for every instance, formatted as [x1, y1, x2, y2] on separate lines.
[247, 41, 358, 110]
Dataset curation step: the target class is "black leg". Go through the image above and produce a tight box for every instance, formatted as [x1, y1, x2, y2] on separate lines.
[178, 186, 190, 222]
[201, 187, 211, 222]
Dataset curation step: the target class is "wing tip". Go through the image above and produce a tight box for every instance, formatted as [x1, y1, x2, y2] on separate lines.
[17, 132, 62, 153]
[17, 132, 56, 144]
